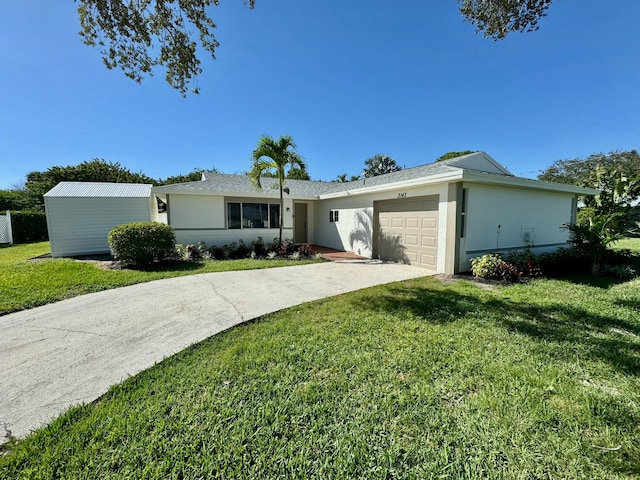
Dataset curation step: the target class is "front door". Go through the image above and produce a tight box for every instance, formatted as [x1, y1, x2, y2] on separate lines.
[294, 203, 308, 243]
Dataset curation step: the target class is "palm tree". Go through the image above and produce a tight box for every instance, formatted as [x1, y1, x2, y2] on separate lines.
[335, 173, 348, 183]
[362, 154, 402, 178]
[250, 135, 306, 246]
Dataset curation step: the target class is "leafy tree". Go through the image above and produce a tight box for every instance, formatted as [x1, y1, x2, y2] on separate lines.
[261, 166, 311, 181]
[75, 1, 555, 96]
[0, 189, 33, 211]
[362, 154, 402, 178]
[332, 173, 361, 183]
[284, 167, 311, 181]
[435, 150, 476, 162]
[458, 0, 553, 40]
[77, 0, 256, 96]
[538, 150, 640, 186]
[25, 159, 157, 209]
[582, 166, 640, 217]
[249, 135, 306, 245]
[160, 170, 204, 185]
[160, 167, 220, 185]
[539, 151, 640, 227]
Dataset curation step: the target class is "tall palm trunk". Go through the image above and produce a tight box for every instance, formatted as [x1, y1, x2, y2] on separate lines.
[279, 183, 284, 246]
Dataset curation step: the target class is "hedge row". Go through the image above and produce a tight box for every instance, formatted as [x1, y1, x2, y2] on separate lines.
[9, 211, 49, 243]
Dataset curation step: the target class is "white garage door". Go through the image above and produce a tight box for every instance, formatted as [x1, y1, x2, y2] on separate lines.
[376, 196, 439, 271]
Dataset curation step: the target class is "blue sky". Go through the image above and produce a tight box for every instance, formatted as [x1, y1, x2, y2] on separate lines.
[1, 1, 639, 189]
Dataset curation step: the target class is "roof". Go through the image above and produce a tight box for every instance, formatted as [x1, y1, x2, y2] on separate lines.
[152, 152, 598, 199]
[44, 182, 153, 198]
[154, 173, 336, 199]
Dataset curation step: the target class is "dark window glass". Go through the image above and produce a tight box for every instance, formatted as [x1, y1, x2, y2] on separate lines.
[270, 204, 280, 229]
[227, 202, 241, 229]
[243, 203, 268, 228]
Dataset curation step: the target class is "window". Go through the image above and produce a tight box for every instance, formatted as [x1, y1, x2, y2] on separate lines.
[329, 210, 339, 223]
[269, 204, 280, 229]
[460, 188, 467, 238]
[227, 202, 280, 229]
[227, 202, 241, 229]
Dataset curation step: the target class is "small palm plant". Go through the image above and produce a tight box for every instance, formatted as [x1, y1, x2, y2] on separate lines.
[563, 212, 626, 274]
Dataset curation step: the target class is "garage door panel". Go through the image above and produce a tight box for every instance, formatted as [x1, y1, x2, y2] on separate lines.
[405, 217, 419, 228]
[421, 236, 437, 247]
[421, 217, 437, 228]
[406, 251, 419, 263]
[376, 196, 439, 271]
[404, 234, 419, 245]
[420, 253, 436, 267]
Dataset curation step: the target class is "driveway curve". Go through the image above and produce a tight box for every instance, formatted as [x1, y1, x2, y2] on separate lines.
[0, 261, 428, 441]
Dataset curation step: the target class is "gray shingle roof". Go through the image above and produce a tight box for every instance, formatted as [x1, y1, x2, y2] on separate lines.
[153, 152, 536, 198]
[155, 173, 337, 197]
[159, 159, 468, 197]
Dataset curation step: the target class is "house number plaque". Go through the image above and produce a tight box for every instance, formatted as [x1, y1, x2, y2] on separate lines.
[397, 192, 407, 198]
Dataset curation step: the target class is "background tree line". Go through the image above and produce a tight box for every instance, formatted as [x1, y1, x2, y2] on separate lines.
[538, 150, 640, 232]
[0, 159, 213, 212]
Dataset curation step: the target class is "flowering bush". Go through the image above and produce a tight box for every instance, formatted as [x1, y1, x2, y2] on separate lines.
[471, 254, 521, 283]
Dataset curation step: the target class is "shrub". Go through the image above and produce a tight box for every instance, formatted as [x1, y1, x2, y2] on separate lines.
[470, 254, 502, 278]
[601, 264, 636, 279]
[234, 239, 251, 259]
[176, 242, 210, 261]
[537, 247, 591, 277]
[298, 243, 314, 257]
[11, 211, 48, 243]
[563, 214, 626, 274]
[250, 237, 267, 257]
[207, 237, 313, 260]
[108, 222, 176, 267]
[495, 260, 521, 282]
[505, 250, 542, 277]
[471, 254, 521, 282]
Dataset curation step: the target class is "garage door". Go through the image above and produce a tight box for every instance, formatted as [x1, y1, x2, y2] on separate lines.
[376, 196, 439, 271]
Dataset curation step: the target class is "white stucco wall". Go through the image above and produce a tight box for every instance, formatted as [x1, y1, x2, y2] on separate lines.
[168, 194, 297, 247]
[314, 183, 451, 272]
[460, 183, 575, 270]
[168, 194, 225, 229]
[45, 197, 154, 257]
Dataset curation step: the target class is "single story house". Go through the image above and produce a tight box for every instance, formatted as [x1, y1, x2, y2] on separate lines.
[153, 152, 598, 274]
[45, 182, 158, 257]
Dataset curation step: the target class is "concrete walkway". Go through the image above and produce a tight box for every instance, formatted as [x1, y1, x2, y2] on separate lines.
[0, 261, 427, 441]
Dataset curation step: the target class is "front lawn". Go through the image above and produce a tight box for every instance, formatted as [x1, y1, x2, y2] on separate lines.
[0, 242, 320, 315]
[2, 275, 639, 478]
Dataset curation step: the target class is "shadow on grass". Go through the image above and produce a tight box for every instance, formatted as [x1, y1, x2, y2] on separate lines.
[556, 274, 626, 289]
[351, 281, 640, 377]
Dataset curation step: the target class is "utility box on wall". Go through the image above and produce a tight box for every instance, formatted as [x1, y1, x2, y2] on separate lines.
[522, 225, 535, 245]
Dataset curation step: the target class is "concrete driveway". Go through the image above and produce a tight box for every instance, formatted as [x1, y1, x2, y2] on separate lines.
[0, 261, 427, 441]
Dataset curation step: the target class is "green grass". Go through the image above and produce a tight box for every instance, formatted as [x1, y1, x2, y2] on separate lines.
[2, 274, 639, 478]
[0, 242, 320, 315]
[614, 237, 640, 252]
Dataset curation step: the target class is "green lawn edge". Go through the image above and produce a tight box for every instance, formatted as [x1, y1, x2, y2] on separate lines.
[0, 242, 321, 316]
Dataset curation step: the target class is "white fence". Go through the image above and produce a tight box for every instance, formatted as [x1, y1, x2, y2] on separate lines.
[0, 210, 13, 245]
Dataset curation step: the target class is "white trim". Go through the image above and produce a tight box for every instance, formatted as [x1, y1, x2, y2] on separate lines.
[460, 170, 599, 195]
[447, 151, 513, 176]
[318, 171, 464, 199]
